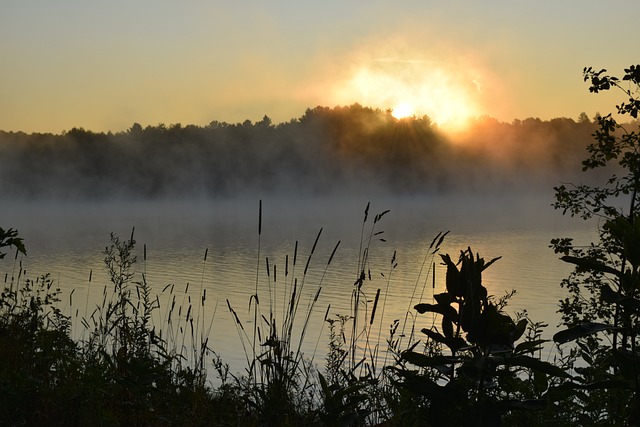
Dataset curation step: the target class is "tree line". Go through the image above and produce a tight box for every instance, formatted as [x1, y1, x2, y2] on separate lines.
[0, 104, 599, 199]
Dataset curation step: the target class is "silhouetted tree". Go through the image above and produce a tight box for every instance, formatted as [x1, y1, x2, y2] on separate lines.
[0, 105, 596, 199]
[552, 64, 640, 424]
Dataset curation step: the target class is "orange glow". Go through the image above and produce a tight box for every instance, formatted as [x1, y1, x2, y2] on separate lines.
[327, 53, 486, 131]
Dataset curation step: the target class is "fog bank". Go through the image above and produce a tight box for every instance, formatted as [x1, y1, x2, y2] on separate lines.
[0, 105, 599, 202]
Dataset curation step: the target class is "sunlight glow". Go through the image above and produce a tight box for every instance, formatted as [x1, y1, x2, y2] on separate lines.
[329, 56, 485, 130]
[391, 102, 414, 119]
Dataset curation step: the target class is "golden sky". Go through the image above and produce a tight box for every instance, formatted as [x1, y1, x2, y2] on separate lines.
[1, 0, 638, 133]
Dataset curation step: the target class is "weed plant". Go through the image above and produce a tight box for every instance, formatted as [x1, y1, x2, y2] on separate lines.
[0, 227, 237, 426]
[317, 204, 452, 426]
[0, 201, 574, 426]
[223, 200, 346, 425]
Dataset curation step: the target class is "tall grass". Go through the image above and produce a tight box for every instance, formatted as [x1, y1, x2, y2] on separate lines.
[223, 200, 346, 424]
[0, 202, 452, 426]
[316, 203, 448, 425]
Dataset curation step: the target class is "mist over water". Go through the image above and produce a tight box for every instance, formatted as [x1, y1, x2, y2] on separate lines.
[0, 106, 605, 373]
[2, 193, 597, 373]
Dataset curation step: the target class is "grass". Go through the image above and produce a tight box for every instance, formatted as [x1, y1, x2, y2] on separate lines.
[0, 202, 591, 426]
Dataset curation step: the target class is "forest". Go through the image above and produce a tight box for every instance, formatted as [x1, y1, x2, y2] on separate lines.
[0, 105, 600, 199]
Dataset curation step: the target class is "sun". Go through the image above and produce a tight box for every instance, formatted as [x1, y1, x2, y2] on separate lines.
[391, 102, 414, 119]
[328, 56, 484, 130]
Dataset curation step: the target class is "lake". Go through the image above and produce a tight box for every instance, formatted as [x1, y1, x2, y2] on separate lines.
[1, 193, 597, 377]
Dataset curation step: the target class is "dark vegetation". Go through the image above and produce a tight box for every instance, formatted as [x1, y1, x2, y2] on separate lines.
[0, 106, 599, 199]
[549, 65, 640, 425]
[1, 65, 640, 426]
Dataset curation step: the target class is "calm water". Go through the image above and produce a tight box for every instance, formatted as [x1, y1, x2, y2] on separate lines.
[1, 194, 597, 375]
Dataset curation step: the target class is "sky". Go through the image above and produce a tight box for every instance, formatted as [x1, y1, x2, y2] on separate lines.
[1, 0, 638, 133]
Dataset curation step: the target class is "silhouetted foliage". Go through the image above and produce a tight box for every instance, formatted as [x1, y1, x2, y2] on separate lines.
[552, 65, 640, 425]
[393, 248, 568, 426]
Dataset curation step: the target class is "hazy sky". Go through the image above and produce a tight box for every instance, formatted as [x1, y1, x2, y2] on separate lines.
[1, 1, 638, 133]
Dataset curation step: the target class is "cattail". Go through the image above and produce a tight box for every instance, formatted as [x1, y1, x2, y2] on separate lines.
[433, 262, 436, 289]
[258, 200, 262, 236]
[204, 248, 208, 262]
[311, 228, 322, 255]
[293, 241, 298, 266]
[303, 257, 311, 276]
[370, 289, 381, 325]
[436, 231, 449, 251]
[289, 280, 297, 316]
[227, 299, 244, 328]
[283, 254, 288, 277]
[328, 241, 340, 265]
[266, 257, 270, 277]
[428, 231, 440, 249]
[304, 228, 323, 276]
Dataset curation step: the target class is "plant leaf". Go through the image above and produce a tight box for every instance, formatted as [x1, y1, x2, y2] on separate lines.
[421, 328, 468, 352]
[401, 350, 462, 368]
[560, 255, 622, 276]
[600, 284, 640, 310]
[414, 302, 457, 318]
[481, 256, 502, 272]
[513, 318, 528, 342]
[553, 322, 618, 344]
[500, 355, 572, 379]
[433, 292, 456, 306]
[514, 339, 549, 355]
